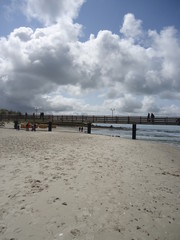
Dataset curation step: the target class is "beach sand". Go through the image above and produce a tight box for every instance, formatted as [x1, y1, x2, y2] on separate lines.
[0, 124, 180, 240]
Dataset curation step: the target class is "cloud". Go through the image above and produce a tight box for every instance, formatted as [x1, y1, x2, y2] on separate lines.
[160, 104, 180, 116]
[120, 13, 143, 39]
[141, 96, 160, 113]
[0, 2, 180, 115]
[148, 27, 180, 90]
[104, 94, 143, 114]
[1, 0, 20, 21]
[25, 0, 85, 26]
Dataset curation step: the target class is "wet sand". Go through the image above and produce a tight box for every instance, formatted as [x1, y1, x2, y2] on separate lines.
[0, 124, 180, 240]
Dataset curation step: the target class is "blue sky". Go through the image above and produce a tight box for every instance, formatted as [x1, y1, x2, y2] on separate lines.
[1, 0, 180, 38]
[0, 0, 180, 116]
[0, 0, 41, 36]
[78, 0, 180, 39]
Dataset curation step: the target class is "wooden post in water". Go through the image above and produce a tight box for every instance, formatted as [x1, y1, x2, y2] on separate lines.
[87, 122, 92, 134]
[132, 124, 136, 139]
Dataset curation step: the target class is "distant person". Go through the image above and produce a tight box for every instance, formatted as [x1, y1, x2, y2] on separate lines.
[25, 112, 27, 120]
[31, 123, 36, 131]
[151, 113, 155, 123]
[14, 120, 18, 129]
[48, 121, 52, 131]
[147, 113, 150, 122]
[40, 112, 44, 120]
[26, 122, 30, 131]
[81, 127, 83, 132]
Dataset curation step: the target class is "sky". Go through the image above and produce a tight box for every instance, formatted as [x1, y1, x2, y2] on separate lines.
[0, 0, 180, 116]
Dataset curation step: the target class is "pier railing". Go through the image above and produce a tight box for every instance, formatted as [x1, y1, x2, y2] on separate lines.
[0, 114, 179, 125]
[1, 114, 179, 139]
[49, 115, 179, 125]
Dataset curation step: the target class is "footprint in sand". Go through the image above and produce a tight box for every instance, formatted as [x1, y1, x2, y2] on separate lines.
[25, 178, 49, 194]
[47, 196, 61, 204]
[70, 228, 81, 237]
[0, 224, 7, 234]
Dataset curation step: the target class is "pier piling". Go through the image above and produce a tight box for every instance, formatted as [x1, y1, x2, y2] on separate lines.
[132, 124, 136, 139]
[87, 123, 92, 134]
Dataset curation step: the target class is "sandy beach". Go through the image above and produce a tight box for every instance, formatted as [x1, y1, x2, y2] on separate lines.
[0, 124, 180, 240]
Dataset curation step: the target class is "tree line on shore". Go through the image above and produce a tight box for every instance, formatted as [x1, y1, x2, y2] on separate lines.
[0, 109, 22, 115]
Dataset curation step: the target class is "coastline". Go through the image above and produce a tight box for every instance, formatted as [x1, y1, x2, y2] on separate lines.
[91, 124, 180, 149]
[0, 125, 180, 240]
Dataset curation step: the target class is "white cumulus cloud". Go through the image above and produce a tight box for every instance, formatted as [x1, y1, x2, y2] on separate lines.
[120, 13, 143, 39]
[25, 0, 85, 25]
[0, 2, 180, 115]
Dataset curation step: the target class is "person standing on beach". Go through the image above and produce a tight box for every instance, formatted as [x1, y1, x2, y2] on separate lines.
[31, 123, 36, 131]
[26, 122, 30, 131]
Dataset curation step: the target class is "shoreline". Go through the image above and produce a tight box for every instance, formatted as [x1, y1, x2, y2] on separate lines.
[0, 126, 180, 240]
[91, 124, 180, 149]
[2, 122, 180, 151]
[1, 122, 180, 152]
[2, 121, 180, 146]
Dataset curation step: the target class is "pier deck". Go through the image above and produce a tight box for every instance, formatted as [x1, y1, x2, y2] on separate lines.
[1, 114, 179, 139]
[51, 115, 180, 126]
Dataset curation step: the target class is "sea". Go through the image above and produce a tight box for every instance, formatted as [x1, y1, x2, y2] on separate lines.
[91, 123, 180, 149]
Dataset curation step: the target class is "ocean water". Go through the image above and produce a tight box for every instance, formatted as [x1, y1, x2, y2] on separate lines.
[91, 124, 180, 148]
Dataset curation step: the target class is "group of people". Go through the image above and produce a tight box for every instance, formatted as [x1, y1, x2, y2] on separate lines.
[79, 126, 83, 132]
[26, 122, 37, 131]
[147, 113, 155, 122]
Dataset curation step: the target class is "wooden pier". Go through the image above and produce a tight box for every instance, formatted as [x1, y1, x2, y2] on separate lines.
[0, 114, 180, 139]
[51, 115, 180, 125]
